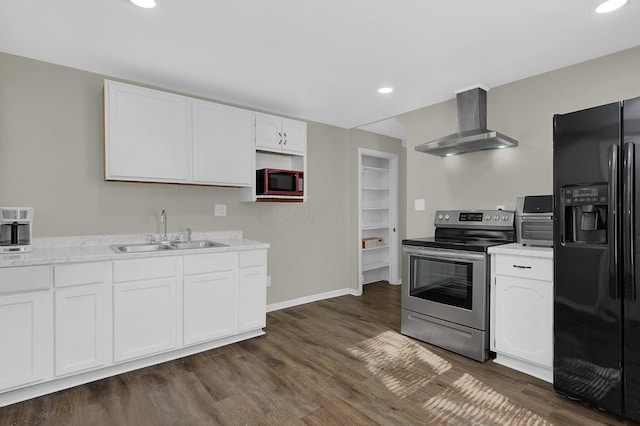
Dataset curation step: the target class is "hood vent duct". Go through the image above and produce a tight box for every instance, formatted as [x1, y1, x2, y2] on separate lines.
[415, 87, 518, 156]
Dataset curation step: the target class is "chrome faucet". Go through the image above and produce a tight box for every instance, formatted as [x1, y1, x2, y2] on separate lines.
[160, 209, 168, 241]
[186, 227, 192, 242]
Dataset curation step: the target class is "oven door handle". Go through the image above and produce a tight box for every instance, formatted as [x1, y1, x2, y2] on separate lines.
[403, 248, 485, 262]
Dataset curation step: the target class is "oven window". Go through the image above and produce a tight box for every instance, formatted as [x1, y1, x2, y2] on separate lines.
[410, 255, 473, 310]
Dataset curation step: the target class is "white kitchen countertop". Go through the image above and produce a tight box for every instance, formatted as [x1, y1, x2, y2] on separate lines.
[488, 243, 553, 258]
[0, 230, 269, 268]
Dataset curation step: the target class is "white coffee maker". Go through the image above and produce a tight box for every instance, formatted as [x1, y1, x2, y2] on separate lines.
[0, 207, 34, 253]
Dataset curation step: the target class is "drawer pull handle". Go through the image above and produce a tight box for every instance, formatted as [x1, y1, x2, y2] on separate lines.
[513, 264, 532, 269]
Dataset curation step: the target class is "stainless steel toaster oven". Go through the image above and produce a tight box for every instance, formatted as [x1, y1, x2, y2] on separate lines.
[516, 195, 553, 247]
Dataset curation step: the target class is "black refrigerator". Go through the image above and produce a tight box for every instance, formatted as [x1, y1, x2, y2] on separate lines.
[553, 95, 640, 421]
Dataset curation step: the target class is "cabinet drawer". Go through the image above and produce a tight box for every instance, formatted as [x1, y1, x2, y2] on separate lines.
[113, 257, 178, 283]
[54, 262, 106, 288]
[184, 252, 236, 275]
[494, 254, 552, 281]
[0, 265, 51, 294]
[239, 250, 267, 268]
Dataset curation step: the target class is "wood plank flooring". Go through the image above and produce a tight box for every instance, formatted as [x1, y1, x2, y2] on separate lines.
[0, 281, 637, 425]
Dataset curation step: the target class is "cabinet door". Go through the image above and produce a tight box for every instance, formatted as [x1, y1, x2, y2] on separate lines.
[104, 80, 189, 183]
[0, 292, 48, 391]
[255, 113, 284, 150]
[281, 118, 307, 154]
[192, 101, 253, 187]
[238, 265, 267, 332]
[494, 275, 553, 367]
[183, 271, 236, 345]
[55, 285, 105, 376]
[113, 278, 178, 362]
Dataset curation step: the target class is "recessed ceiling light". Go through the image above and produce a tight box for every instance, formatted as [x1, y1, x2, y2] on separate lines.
[595, 0, 627, 13]
[131, 0, 156, 8]
[378, 87, 393, 94]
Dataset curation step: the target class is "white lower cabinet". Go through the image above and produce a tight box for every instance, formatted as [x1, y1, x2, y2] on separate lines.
[0, 265, 52, 393]
[113, 278, 178, 363]
[183, 253, 237, 345]
[489, 248, 553, 383]
[238, 250, 267, 332]
[54, 262, 108, 376]
[112, 257, 179, 363]
[0, 246, 268, 406]
[55, 285, 106, 375]
[0, 291, 50, 392]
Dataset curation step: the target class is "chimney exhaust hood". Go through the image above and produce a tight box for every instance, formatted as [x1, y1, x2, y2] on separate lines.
[415, 87, 518, 156]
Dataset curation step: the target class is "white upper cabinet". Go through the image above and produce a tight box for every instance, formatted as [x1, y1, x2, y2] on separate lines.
[104, 80, 254, 187]
[255, 112, 306, 154]
[191, 100, 253, 187]
[104, 80, 190, 183]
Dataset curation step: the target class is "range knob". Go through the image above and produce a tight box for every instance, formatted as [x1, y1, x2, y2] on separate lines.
[444, 214, 450, 220]
[485, 215, 491, 221]
[437, 214, 443, 220]
[502, 214, 509, 221]
[494, 215, 500, 220]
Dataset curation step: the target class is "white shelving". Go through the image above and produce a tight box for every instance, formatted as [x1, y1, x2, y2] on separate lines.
[241, 114, 308, 202]
[358, 149, 398, 289]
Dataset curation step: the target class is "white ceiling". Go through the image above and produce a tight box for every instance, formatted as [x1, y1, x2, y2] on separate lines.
[1, 1, 639, 129]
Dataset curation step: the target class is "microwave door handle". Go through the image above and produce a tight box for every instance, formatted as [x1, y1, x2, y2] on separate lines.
[609, 144, 620, 300]
[623, 142, 636, 301]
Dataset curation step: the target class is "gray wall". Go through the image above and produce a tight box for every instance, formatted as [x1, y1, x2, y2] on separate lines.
[0, 52, 403, 305]
[398, 46, 640, 238]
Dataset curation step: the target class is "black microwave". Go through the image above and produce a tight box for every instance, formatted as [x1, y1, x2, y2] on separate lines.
[256, 168, 304, 196]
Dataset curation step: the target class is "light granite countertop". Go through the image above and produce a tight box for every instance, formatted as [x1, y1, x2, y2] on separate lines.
[0, 230, 269, 268]
[488, 243, 553, 259]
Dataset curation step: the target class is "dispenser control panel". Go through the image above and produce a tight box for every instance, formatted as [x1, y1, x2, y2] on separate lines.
[563, 184, 608, 206]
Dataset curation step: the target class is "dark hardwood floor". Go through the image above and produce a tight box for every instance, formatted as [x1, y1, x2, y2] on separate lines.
[0, 282, 636, 425]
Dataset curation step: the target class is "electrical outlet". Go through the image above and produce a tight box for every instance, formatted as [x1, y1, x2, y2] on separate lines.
[214, 204, 227, 217]
[496, 205, 505, 210]
[414, 199, 426, 211]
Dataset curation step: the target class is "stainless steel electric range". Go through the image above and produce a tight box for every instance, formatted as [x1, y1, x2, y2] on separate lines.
[401, 209, 515, 362]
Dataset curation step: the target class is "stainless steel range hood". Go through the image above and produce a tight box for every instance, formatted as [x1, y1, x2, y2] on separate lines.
[415, 87, 518, 156]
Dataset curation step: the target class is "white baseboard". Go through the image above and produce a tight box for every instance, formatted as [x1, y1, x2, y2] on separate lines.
[267, 288, 359, 312]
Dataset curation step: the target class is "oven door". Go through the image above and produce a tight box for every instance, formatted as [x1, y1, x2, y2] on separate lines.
[402, 245, 487, 331]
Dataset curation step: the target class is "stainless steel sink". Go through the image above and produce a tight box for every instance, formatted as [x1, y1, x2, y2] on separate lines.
[110, 240, 227, 253]
[170, 240, 228, 250]
[110, 242, 174, 253]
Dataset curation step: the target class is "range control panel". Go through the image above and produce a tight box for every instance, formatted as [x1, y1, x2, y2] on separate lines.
[434, 209, 515, 229]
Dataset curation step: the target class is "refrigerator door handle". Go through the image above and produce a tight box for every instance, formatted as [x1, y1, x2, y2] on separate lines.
[609, 144, 620, 300]
[623, 141, 635, 301]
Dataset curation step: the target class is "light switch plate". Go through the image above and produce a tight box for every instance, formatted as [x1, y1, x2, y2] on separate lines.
[414, 199, 426, 211]
[214, 204, 227, 217]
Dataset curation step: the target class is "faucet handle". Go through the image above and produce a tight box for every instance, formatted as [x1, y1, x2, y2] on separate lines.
[186, 228, 192, 242]
[146, 234, 156, 243]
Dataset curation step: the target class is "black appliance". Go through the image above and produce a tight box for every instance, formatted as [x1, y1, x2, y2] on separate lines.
[402, 210, 515, 362]
[553, 95, 640, 421]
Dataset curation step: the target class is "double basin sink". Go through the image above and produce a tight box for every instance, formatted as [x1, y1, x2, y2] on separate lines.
[110, 240, 227, 254]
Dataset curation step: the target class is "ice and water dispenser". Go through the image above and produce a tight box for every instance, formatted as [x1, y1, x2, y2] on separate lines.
[561, 184, 608, 245]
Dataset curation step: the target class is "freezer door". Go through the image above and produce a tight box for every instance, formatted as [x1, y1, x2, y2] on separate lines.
[553, 101, 623, 416]
[623, 96, 640, 421]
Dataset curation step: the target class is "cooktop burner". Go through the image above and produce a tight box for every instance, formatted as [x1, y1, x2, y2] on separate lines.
[403, 209, 516, 252]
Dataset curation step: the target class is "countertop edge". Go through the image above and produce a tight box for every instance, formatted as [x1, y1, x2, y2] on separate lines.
[488, 243, 553, 258]
[0, 236, 270, 268]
